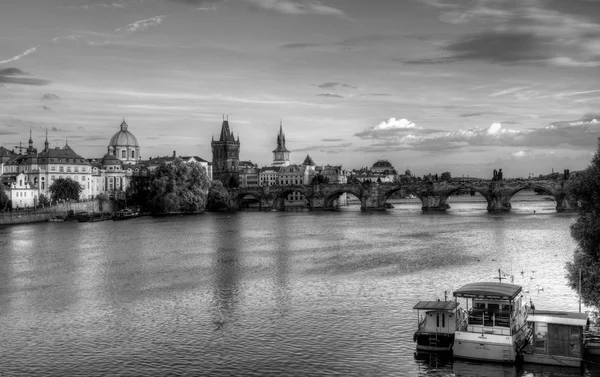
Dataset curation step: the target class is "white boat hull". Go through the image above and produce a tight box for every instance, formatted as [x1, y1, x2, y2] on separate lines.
[453, 331, 518, 363]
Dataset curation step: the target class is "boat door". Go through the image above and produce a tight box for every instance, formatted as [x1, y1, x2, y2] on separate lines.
[435, 311, 449, 334]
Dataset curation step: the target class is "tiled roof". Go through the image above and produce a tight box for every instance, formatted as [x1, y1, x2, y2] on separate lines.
[302, 154, 315, 166]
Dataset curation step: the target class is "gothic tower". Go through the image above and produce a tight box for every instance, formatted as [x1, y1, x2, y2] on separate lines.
[272, 121, 290, 167]
[211, 117, 240, 187]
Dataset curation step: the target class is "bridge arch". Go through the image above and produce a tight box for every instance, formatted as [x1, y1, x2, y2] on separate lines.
[232, 190, 263, 210]
[324, 189, 363, 209]
[272, 185, 311, 210]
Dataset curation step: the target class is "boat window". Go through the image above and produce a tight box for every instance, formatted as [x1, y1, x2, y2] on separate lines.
[436, 313, 439, 327]
[442, 313, 445, 327]
[474, 302, 485, 309]
[488, 303, 500, 313]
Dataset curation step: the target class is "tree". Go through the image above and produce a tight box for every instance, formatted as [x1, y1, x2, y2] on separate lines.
[440, 172, 452, 181]
[49, 177, 83, 201]
[565, 139, 600, 309]
[146, 158, 210, 214]
[206, 180, 230, 211]
[38, 193, 50, 207]
[0, 183, 9, 211]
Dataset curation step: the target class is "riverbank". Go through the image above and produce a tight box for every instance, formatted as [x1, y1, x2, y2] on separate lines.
[0, 200, 110, 226]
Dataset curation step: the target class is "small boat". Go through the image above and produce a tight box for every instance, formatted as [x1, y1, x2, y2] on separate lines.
[113, 208, 140, 221]
[522, 310, 587, 367]
[384, 203, 394, 209]
[413, 300, 467, 352]
[452, 281, 532, 363]
[48, 216, 65, 222]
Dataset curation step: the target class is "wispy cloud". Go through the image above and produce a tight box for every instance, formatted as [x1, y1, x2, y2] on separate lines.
[0, 45, 39, 65]
[280, 42, 320, 49]
[115, 15, 166, 33]
[0, 67, 50, 86]
[316, 82, 356, 89]
[244, 0, 346, 17]
[489, 86, 534, 97]
[459, 112, 484, 117]
[67, 2, 125, 9]
[294, 142, 352, 154]
[316, 93, 344, 98]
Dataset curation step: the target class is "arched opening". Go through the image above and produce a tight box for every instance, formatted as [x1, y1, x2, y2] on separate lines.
[382, 186, 420, 211]
[445, 186, 488, 214]
[509, 186, 556, 214]
[284, 189, 310, 210]
[325, 190, 359, 210]
[235, 192, 262, 210]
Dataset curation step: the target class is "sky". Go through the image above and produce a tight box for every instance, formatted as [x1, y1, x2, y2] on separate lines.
[0, 0, 599, 178]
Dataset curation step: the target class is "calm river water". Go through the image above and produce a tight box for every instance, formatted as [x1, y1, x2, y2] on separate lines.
[1, 197, 599, 376]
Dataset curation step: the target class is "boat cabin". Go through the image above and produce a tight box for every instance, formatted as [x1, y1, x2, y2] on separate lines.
[523, 310, 587, 367]
[413, 300, 466, 351]
[453, 282, 526, 336]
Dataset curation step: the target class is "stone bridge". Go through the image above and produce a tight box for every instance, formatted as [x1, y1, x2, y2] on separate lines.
[228, 177, 575, 212]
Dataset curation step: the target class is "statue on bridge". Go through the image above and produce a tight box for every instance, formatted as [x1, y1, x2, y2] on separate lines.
[493, 168, 503, 181]
[564, 169, 570, 180]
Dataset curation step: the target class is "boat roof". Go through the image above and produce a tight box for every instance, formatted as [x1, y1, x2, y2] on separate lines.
[453, 282, 522, 301]
[527, 310, 588, 326]
[413, 301, 459, 311]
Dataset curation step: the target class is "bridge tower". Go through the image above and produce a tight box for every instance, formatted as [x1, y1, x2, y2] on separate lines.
[272, 121, 290, 167]
[211, 116, 240, 187]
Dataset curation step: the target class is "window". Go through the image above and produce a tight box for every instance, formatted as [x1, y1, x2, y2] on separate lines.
[122, 150, 126, 158]
[131, 150, 135, 158]
[59, 166, 64, 172]
[67, 167, 71, 172]
[51, 166, 56, 171]
[74, 167, 79, 172]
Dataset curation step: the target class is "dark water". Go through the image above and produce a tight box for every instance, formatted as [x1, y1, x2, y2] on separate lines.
[1, 199, 599, 376]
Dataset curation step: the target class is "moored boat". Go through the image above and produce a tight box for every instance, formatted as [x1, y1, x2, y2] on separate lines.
[452, 281, 532, 363]
[522, 310, 587, 367]
[584, 315, 600, 357]
[48, 215, 65, 222]
[413, 300, 467, 352]
[113, 208, 140, 221]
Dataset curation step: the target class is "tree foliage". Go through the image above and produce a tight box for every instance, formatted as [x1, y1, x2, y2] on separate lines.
[38, 193, 50, 207]
[440, 172, 452, 181]
[147, 158, 210, 214]
[206, 180, 230, 211]
[565, 139, 600, 309]
[49, 177, 83, 201]
[0, 183, 9, 211]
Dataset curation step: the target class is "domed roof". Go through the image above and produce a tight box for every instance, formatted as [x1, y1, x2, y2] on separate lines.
[372, 160, 393, 168]
[101, 153, 123, 165]
[109, 120, 139, 147]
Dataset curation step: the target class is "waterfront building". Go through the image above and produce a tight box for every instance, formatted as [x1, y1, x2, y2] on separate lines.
[1, 172, 39, 208]
[371, 160, 397, 175]
[0, 146, 16, 175]
[211, 118, 240, 186]
[259, 166, 280, 186]
[318, 165, 347, 184]
[239, 160, 259, 188]
[272, 122, 290, 167]
[2, 132, 93, 200]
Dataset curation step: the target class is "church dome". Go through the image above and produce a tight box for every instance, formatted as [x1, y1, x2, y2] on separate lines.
[109, 120, 139, 147]
[101, 153, 122, 165]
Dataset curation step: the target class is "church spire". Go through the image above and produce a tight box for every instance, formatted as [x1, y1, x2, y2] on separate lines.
[44, 128, 49, 151]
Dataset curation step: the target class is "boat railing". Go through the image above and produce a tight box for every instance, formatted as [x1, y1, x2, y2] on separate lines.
[467, 309, 511, 328]
[456, 308, 469, 330]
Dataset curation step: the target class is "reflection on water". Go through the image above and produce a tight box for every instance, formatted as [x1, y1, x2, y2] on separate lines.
[0, 202, 597, 376]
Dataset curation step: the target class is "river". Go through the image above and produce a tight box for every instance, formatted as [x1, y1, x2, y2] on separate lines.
[0, 196, 598, 376]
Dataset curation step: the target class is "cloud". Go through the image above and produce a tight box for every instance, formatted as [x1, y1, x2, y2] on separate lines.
[293, 142, 352, 154]
[321, 138, 343, 142]
[355, 115, 600, 153]
[0, 45, 39, 65]
[460, 112, 484, 117]
[489, 86, 535, 97]
[316, 82, 356, 89]
[280, 42, 320, 49]
[362, 93, 392, 97]
[244, 0, 347, 17]
[115, 15, 166, 33]
[0, 67, 50, 86]
[413, 1, 600, 67]
[355, 118, 428, 139]
[41, 93, 60, 101]
[316, 93, 344, 98]
[67, 3, 125, 9]
[42, 106, 52, 111]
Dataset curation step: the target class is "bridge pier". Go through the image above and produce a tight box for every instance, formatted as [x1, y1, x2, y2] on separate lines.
[555, 195, 575, 212]
[419, 194, 450, 211]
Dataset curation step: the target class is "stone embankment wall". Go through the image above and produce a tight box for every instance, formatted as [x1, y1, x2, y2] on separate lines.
[0, 200, 112, 226]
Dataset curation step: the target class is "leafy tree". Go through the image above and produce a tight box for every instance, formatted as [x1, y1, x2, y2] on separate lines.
[0, 183, 9, 211]
[206, 180, 230, 211]
[147, 158, 210, 214]
[440, 172, 452, 181]
[49, 177, 83, 201]
[566, 139, 600, 309]
[38, 193, 50, 207]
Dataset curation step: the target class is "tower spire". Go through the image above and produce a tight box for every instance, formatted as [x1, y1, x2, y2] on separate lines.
[44, 128, 49, 151]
